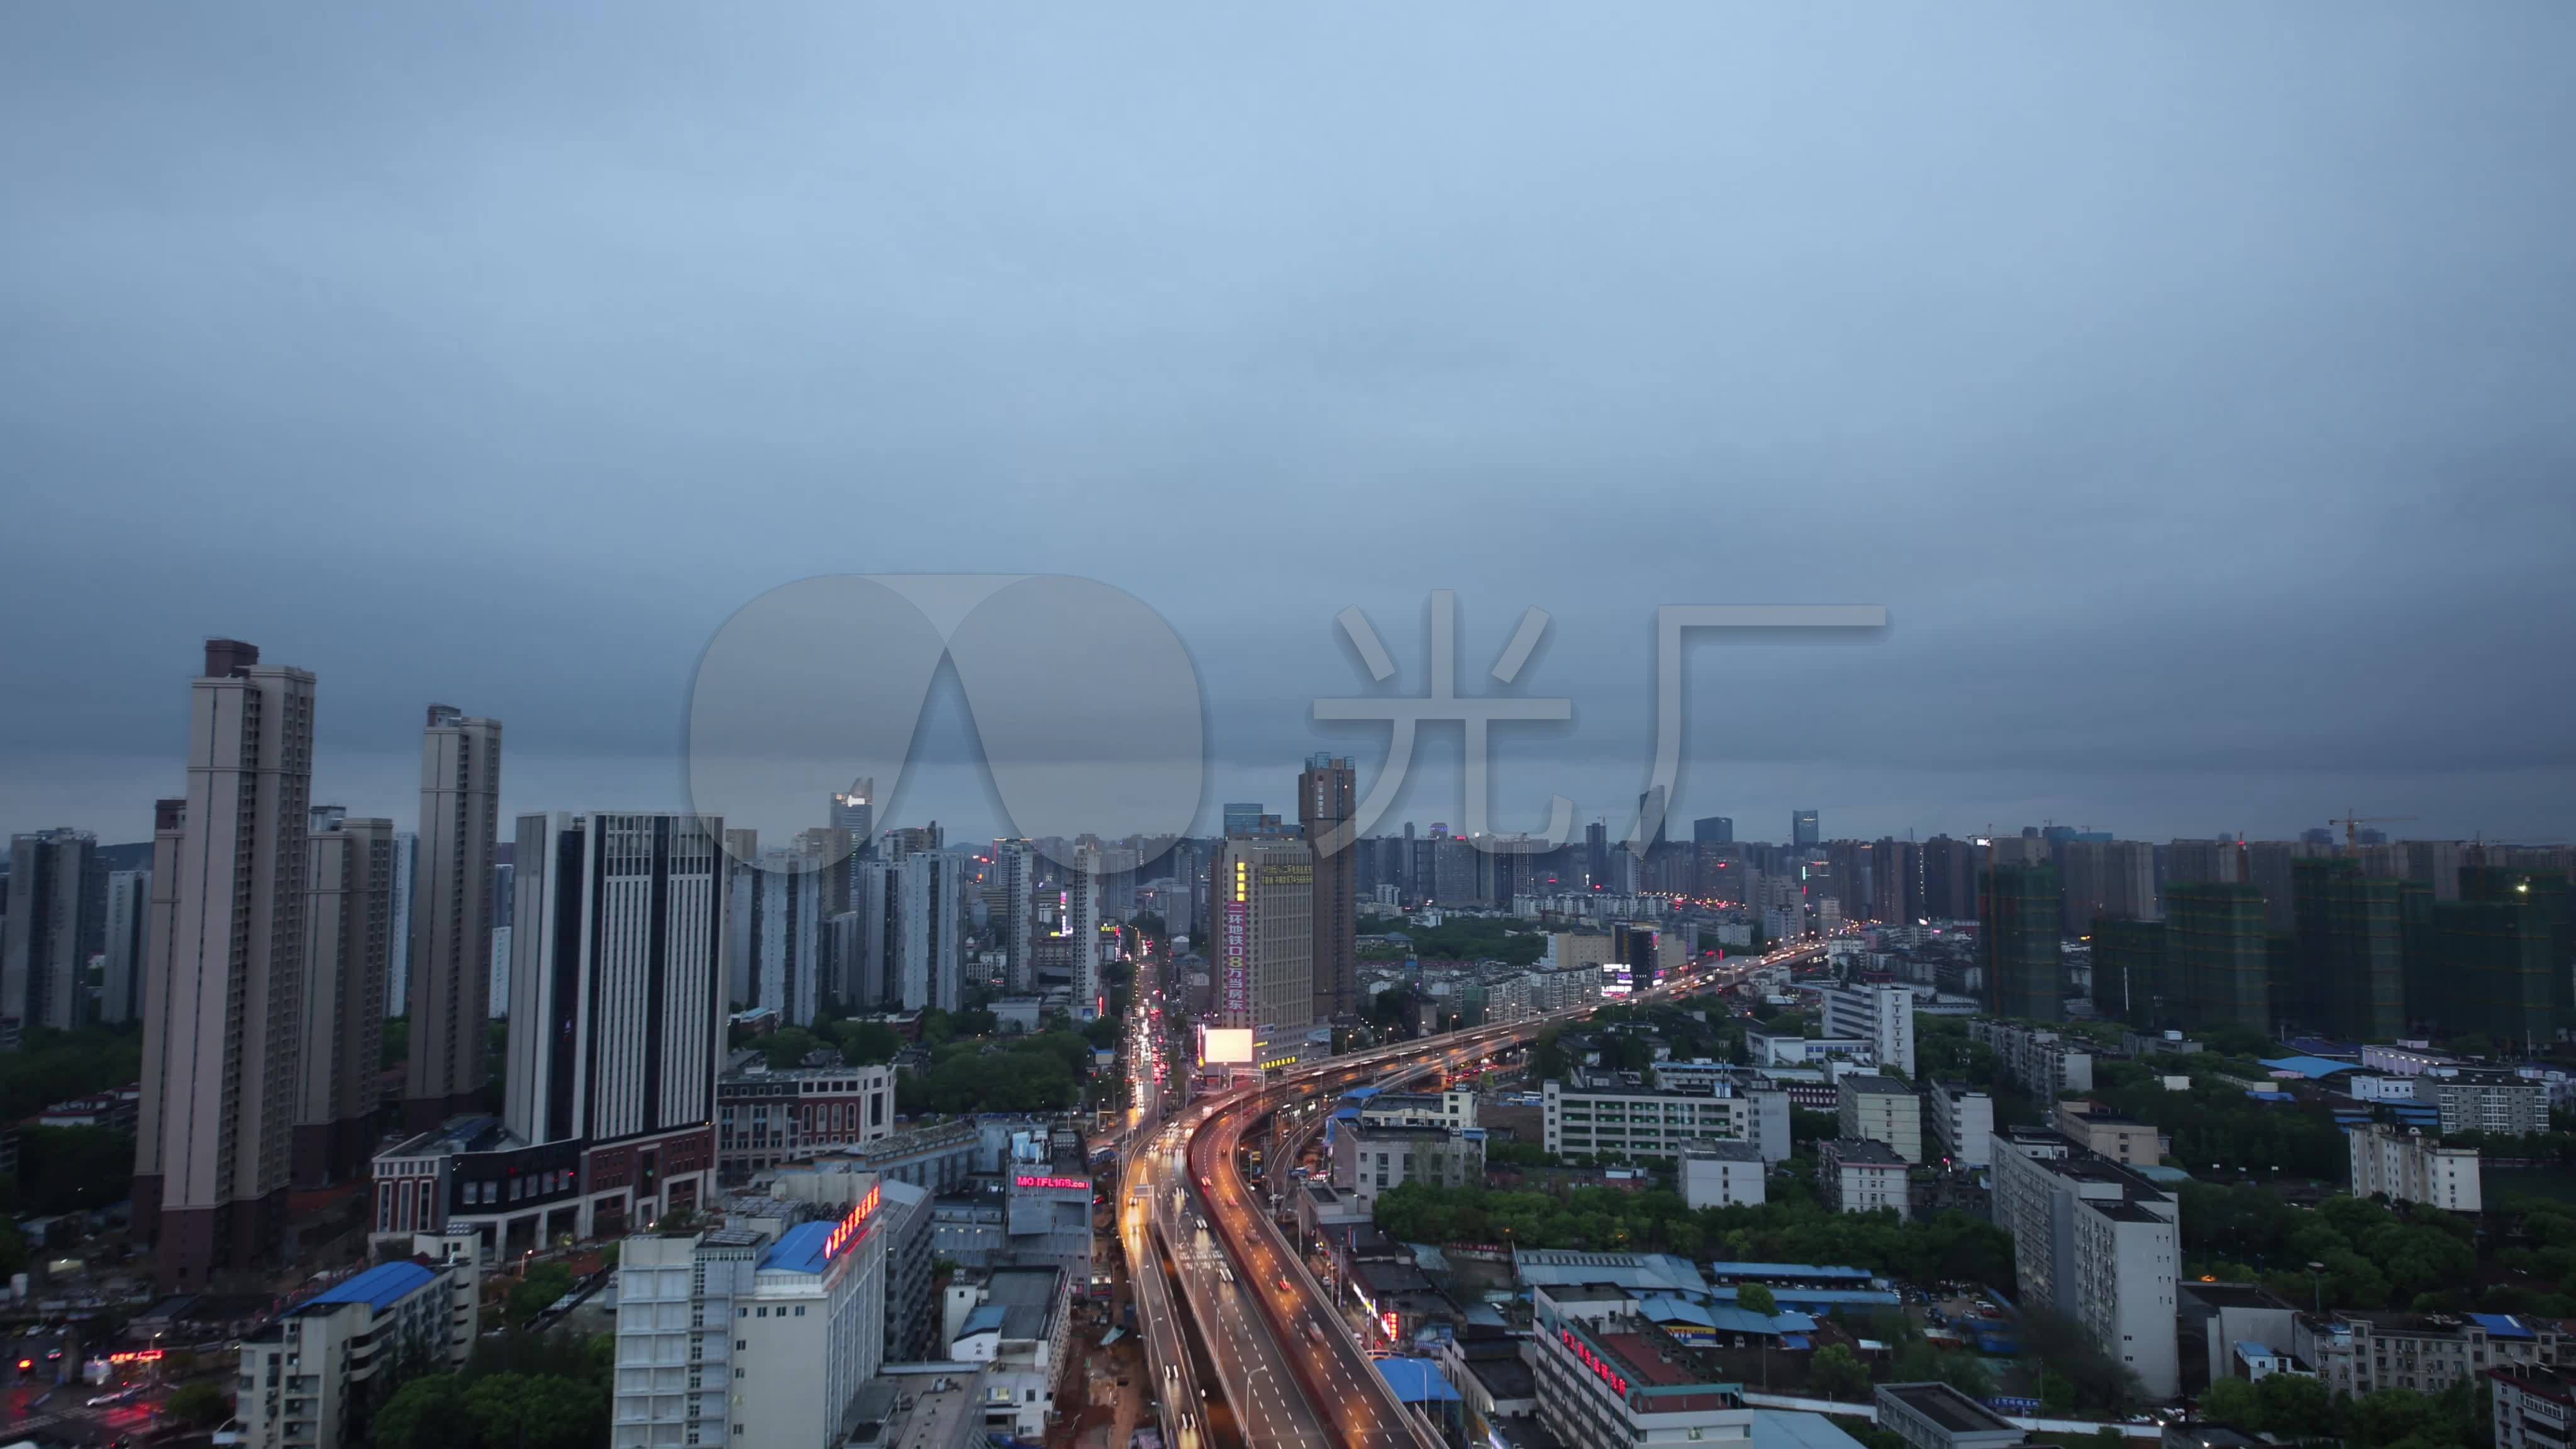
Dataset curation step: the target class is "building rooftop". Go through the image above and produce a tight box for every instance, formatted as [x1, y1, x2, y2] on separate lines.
[1706, 1262, 1873, 1282]
[297, 1262, 435, 1313]
[958, 1304, 1008, 1338]
[1838, 1074, 1911, 1096]
[758, 1219, 841, 1277]
[377, 1114, 523, 1159]
[1681, 1142, 1763, 1164]
[1823, 1137, 1904, 1165]
[1374, 1358, 1463, 1404]
[1880, 1382, 2014, 1435]
[985, 1266, 1063, 1341]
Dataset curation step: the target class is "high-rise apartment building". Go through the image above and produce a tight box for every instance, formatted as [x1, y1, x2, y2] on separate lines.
[743, 848, 826, 1024]
[853, 852, 965, 1014]
[2166, 881, 2270, 1033]
[1692, 816, 1734, 847]
[1299, 753, 1357, 1023]
[2057, 839, 2158, 936]
[1979, 863, 2062, 1021]
[102, 867, 150, 1025]
[2292, 858, 2404, 1041]
[135, 639, 317, 1289]
[1211, 837, 1313, 1031]
[2440, 868, 2572, 1049]
[4, 827, 101, 1033]
[386, 831, 416, 1018]
[405, 704, 502, 1131]
[487, 854, 515, 1021]
[1222, 803, 1265, 836]
[996, 840, 1037, 992]
[500, 811, 726, 1231]
[2092, 917, 2166, 1028]
[1793, 810, 1821, 850]
[296, 807, 394, 1189]
[1920, 835, 1982, 921]
[1067, 847, 1102, 1016]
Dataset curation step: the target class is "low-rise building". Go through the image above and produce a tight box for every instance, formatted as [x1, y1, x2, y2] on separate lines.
[2491, 1364, 2576, 1449]
[1838, 1074, 1924, 1163]
[1968, 1019, 2094, 1096]
[2054, 1099, 2160, 1167]
[2177, 1281, 2298, 1397]
[1530, 1283, 1753, 1449]
[1818, 1138, 1908, 1214]
[943, 1265, 1072, 1441]
[715, 1057, 896, 1180]
[1543, 1074, 1772, 1163]
[1335, 1122, 1487, 1214]
[2348, 1123, 2482, 1212]
[1679, 1141, 1767, 1209]
[1989, 1140, 2180, 1398]
[1924, 1081, 1994, 1169]
[1820, 984, 1917, 1077]
[2426, 1069, 2548, 1138]
[1875, 1381, 2022, 1449]
[1355, 1088, 1479, 1133]
[1743, 1027, 1876, 1070]
[2293, 1311, 2568, 1401]
[235, 1257, 480, 1449]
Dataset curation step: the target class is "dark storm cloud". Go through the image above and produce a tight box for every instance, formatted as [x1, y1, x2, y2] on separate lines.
[3, 3, 2572, 841]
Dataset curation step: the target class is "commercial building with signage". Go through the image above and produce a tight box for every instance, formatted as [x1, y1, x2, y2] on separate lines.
[1213, 837, 1315, 1033]
[1531, 1282, 1753, 1449]
[611, 1179, 889, 1449]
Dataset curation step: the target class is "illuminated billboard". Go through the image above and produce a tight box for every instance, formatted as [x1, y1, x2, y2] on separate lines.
[1203, 1027, 1255, 1065]
[1222, 899, 1250, 1021]
[1601, 961, 1633, 998]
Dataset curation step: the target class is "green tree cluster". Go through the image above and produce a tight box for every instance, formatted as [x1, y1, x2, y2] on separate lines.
[1358, 917, 1545, 965]
[2181, 1184, 2475, 1311]
[379, 1331, 613, 1449]
[0, 1024, 141, 1120]
[2203, 1372, 2482, 1449]
[508, 1261, 579, 1327]
[1374, 1180, 2012, 1288]
[896, 1032, 1093, 1114]
[2089, 1058, 2348, 1180]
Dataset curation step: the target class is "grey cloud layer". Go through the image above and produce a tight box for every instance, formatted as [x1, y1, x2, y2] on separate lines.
[3, 3, 2570, 840]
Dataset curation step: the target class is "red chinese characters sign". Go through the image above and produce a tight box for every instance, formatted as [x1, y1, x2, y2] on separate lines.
[823, 1184, 881, 1260]
[1559, 1328, 1631, 1398]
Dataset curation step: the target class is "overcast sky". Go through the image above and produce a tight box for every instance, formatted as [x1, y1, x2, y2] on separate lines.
[5, 4, 2572, 848]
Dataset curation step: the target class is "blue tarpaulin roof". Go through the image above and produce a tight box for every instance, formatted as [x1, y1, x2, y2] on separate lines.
[1374, 1358, 1462, 1404]
[2260, 1056, 2361, 1079]
[2470, 1314, 2536, 1339]
[2246, 1090, 2297, 1102]
[301, 1262, 435, 1312]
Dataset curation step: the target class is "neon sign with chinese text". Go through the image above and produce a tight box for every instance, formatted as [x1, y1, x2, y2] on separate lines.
[823, 1184, 881, 1260]
[1015, 1175, 1090, 1191]
[1558, 1328, 1630, 1397]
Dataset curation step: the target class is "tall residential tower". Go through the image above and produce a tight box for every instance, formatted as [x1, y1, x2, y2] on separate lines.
[134, 640, 317, 1289]
[405, 704, 502, 1130]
